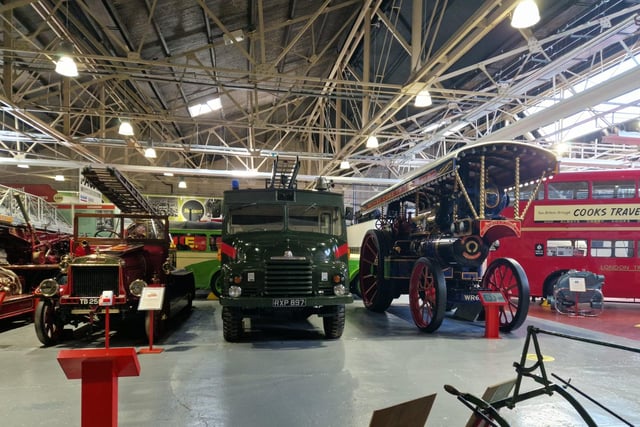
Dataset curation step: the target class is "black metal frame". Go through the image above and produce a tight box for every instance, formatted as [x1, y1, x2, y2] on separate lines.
[446, 325, 640, 426]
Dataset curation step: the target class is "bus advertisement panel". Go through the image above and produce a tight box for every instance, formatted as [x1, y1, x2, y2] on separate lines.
[170, 221, 222, 294]
[488, 170, 640, 301]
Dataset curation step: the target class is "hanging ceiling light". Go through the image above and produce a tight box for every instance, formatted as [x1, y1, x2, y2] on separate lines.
[118, 120, 134, 136]
[15, 153, 29, 168]
[414, 89, 432, 107]
[55, 41, 78, 77]
[144, 146, 157, 158]
[366, 135, 379, 148]
[54, 174, 65, 182]
[178, 178, 187, 189]
[340, 160, 350, 169]
[511, 0, 540, 29]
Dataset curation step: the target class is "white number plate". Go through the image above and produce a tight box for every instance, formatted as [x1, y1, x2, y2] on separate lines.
[79, 298, 100, 305]
[272, 298, 306, 308]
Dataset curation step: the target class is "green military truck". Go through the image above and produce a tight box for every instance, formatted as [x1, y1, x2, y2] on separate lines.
[218, 158, 352, 341]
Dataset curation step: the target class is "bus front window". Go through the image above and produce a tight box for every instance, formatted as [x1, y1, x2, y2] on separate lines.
[228, 204, 284, 233]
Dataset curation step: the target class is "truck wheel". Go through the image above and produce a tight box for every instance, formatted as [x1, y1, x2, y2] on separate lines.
[359, 229, 393, 312]
[210, 270, 223, 298]
[222, 306, 243, 342]
[34, 300, 62, 346]
[323, 305, 345, 339]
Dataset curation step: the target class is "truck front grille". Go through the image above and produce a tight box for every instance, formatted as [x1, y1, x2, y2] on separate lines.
[264, 260, 312, 296]
[71, 265, 120, 297]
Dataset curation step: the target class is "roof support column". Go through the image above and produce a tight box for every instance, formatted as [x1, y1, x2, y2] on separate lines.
[411, 0, 422, 71]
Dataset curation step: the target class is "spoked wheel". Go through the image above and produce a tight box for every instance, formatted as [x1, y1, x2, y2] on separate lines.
[482, 258, 530, 332]
[359, 229, 393, 312]
[409, 257, 446, 332]
[34, 300, 63, 346]
[323, 305, 346, 339]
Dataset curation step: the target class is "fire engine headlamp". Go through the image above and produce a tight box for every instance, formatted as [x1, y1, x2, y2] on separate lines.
[39, 278, 59, 297]
[129, 279, 147, 296]
[229, 285, 242, 298]
[59, 254, 70, 270]
[333, 284, 347, 296]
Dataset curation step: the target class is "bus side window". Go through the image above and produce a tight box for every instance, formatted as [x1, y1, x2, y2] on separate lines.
[590, 240, 612, 257]
[614, 240, 634, 258]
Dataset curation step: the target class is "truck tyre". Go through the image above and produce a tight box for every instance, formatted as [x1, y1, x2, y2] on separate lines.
[34, 300, 62, 346]
[323, 305, 345, 339]
[222, 306, 243, 342]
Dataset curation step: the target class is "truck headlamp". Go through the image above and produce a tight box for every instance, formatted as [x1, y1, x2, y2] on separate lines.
[333, 284, 347, 296]
[129, 279, 147, 297]
[229, 285, 242, 298]
[39, 278, 59, 297]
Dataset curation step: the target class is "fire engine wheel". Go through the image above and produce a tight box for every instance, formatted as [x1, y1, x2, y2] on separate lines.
[323, 305, 346, 339]
[34, 300, 62, 346]
[359, 229, 393, 312]
[409, 257, 446, 332]
[482, 257, 530, 332]
[222, 306, 243, 342]
[210, 270, 223, 298]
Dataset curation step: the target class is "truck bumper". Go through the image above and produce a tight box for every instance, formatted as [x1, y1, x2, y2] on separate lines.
[219, 294, 353, 308]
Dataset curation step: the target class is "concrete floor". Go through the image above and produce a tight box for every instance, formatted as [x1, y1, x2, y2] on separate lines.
[1, 295, 639, 427]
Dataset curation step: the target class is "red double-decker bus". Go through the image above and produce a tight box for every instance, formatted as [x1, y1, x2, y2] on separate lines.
[488, 169, 640, 302]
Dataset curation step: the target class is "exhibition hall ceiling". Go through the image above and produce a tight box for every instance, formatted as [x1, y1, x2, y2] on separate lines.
[1, 0, 639, 205]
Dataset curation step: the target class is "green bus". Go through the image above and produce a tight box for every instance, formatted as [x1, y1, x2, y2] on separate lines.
[170, 221, 222, 295]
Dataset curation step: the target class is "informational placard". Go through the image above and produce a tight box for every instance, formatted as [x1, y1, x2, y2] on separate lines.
[138, 287, 165, 311]
[569, 277, 586, 292]
[478, 291, 507, 305]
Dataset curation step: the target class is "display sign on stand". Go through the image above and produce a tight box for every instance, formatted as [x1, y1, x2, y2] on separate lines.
[99, 290, 114, 348]
[137, 286, 165, 354]
[478, 291, 508, 339]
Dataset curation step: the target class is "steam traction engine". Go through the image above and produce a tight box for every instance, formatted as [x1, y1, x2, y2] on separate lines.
[358, 141, 558, 332]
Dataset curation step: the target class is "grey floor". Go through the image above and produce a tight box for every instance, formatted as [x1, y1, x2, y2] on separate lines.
[1, 295, 639, 427]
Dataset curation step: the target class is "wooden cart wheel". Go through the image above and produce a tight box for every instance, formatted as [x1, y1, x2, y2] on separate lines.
[34, 300, 63, 346]
[482, 257, 530, 332]
[359, 229, 393, 312]
[409, 257, 446, 332]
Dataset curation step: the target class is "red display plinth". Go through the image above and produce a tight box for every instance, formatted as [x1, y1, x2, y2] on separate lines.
[478, 291, 508, 339]
[57, 347, 141, 427]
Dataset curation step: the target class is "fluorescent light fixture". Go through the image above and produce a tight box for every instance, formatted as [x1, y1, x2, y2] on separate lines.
[188, 98, 222, 118]
[223, 29, 245, 45]
[232, 169, 259, 178]
[421, 121, 447, 134]
[54, 174, 65, 182]
[414, 89, 432, 107]
[178, 178, 187, 189]
[511, 0, 540, 29]
[144, 147, 157, 158]
[15, 153, 29, 168]
[366, 135, 379, 148]
[443, 121, 469, 136]
[118, 120, 134, 136]
[340, 160, 350, 169]
[163, 171, 174, 177]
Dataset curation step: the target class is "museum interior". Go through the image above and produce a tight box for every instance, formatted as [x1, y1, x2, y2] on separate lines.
[1, 1, 640, 426]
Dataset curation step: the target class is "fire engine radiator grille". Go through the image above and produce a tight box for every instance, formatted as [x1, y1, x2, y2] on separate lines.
[264, 260, 312, 296]
[71, 266, 120, 297]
